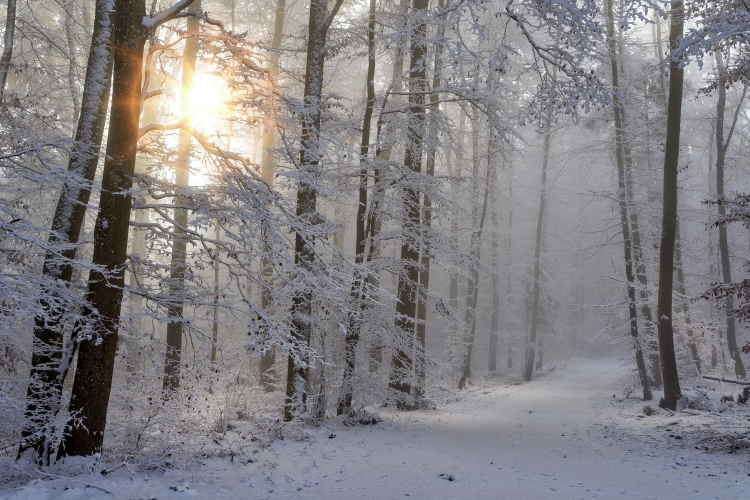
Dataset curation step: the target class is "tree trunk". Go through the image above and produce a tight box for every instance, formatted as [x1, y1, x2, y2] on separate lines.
[714, 51, 747, 380]
[284, 0, 343, 421]
[337, 0, 376, 416]
[19, 0, 114, 463]
[457, 141, 493, 390]
[656, 0, 684, 410]
[0, 0, 16, 102]
[524, 110, 552, 382]
[163, 0, 200, 395]
[489, 165, 500, 373]
[413, 0, 446, 399]
[449, 111, 465, 310]
[60, 0, 150, 457]
[259, 0, 286, 392]
[61, 0, 198, 457]
[388, 0, 429, 407]
[506, 158, 515, 369]
[605, 0, 652, 400]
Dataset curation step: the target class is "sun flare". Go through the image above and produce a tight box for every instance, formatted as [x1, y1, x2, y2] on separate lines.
[188, 72, 231, 128]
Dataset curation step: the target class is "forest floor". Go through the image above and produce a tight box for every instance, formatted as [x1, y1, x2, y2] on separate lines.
[2, 357, 750, 499]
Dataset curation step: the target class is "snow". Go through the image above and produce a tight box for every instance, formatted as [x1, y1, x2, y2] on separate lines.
[3, 358, 749, 499]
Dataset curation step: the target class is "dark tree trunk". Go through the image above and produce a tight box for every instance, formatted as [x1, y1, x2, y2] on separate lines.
[19, 0, 114, 462]
[714, 51, 747, 380]
[388, 0, 429, 407]
[337, 0, 376, 416]
[606, 0, 651, 400]
[284, 0, 343, 421]
[0, 0, 16, 101]
[60, 0, 151, 457]
[656, 0, 684, 410]
[414, 0, 446, 399]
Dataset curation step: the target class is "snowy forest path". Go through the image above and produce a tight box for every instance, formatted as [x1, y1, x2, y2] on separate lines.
[4, 358, 750, 499]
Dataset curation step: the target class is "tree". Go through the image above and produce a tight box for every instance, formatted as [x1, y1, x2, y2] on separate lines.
[60, 0, 198, 458]
[163, 0, 201, 395]
[337, 0, 377, 416]
[19, 0, 114, 463]
[656, 0, 685, 410]
[605, 0, 651, 400]
[524, 106, 552, 383]
[713, 51, 747, 379]
[0, 0, 15, 101]
[259, 0, 286, 393]
[284, 0, 345, 422]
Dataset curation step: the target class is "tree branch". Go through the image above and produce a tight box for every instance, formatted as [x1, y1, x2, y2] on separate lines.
[143, 0, 197, 29]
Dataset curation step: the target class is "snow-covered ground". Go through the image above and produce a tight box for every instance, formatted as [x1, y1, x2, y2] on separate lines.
[3, 358, 750, 499]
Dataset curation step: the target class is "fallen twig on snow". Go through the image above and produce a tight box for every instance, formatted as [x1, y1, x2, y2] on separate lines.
[702, 375, 750, 386]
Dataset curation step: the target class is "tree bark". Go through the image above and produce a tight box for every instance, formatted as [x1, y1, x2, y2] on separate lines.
[714, 51, 747, 380]
[259, 0, 286, 392]
[414, 0, 446, 399]
[506, 158, 515, 369]
[605, 0, 652, 400]
[457, 140, 493, 390]
[656, 0, 684, 410]
[337, 0, 376, 416]
[61, 0, 197, 457]
[284, 0, 344, 421]
[163, 0, 200, 395]
[524, 109, 552, 383]
[489, 165, 500, 373]
[388, 0, 429, 407]
[0, 0, 16, 102]
[19, 0, 114, 463]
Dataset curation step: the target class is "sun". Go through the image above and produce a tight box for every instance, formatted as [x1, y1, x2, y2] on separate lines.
[189, 72, 231, 128]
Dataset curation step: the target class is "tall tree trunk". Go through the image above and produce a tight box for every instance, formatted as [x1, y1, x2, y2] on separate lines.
[714, 51, 747, 379]
[506, 158, 515, 369]
[365, 0, 409, 371]
[524, 109, 552, 382]
[19, 0, 114, 463]
[388, 0, 429, 407]
[259, 0, 286, 392]
[337, 0, 376, 416]
[656, 0, 684, 410]
[0, 0, 15, 102]
[61, 0, 198, 458]
[457, 141, 493, 390]
[488, 165, 500, 373]
[284, 0, 344, 421]
[605, 0, 652, 400]
[413, 0, 446, 399]
[163, 0, 200, 395]
[60, 0, 150, 457]
[449, 111, 465, 310]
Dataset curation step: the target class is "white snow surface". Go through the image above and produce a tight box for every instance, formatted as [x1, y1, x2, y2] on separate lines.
[3, 358, 750, 499]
